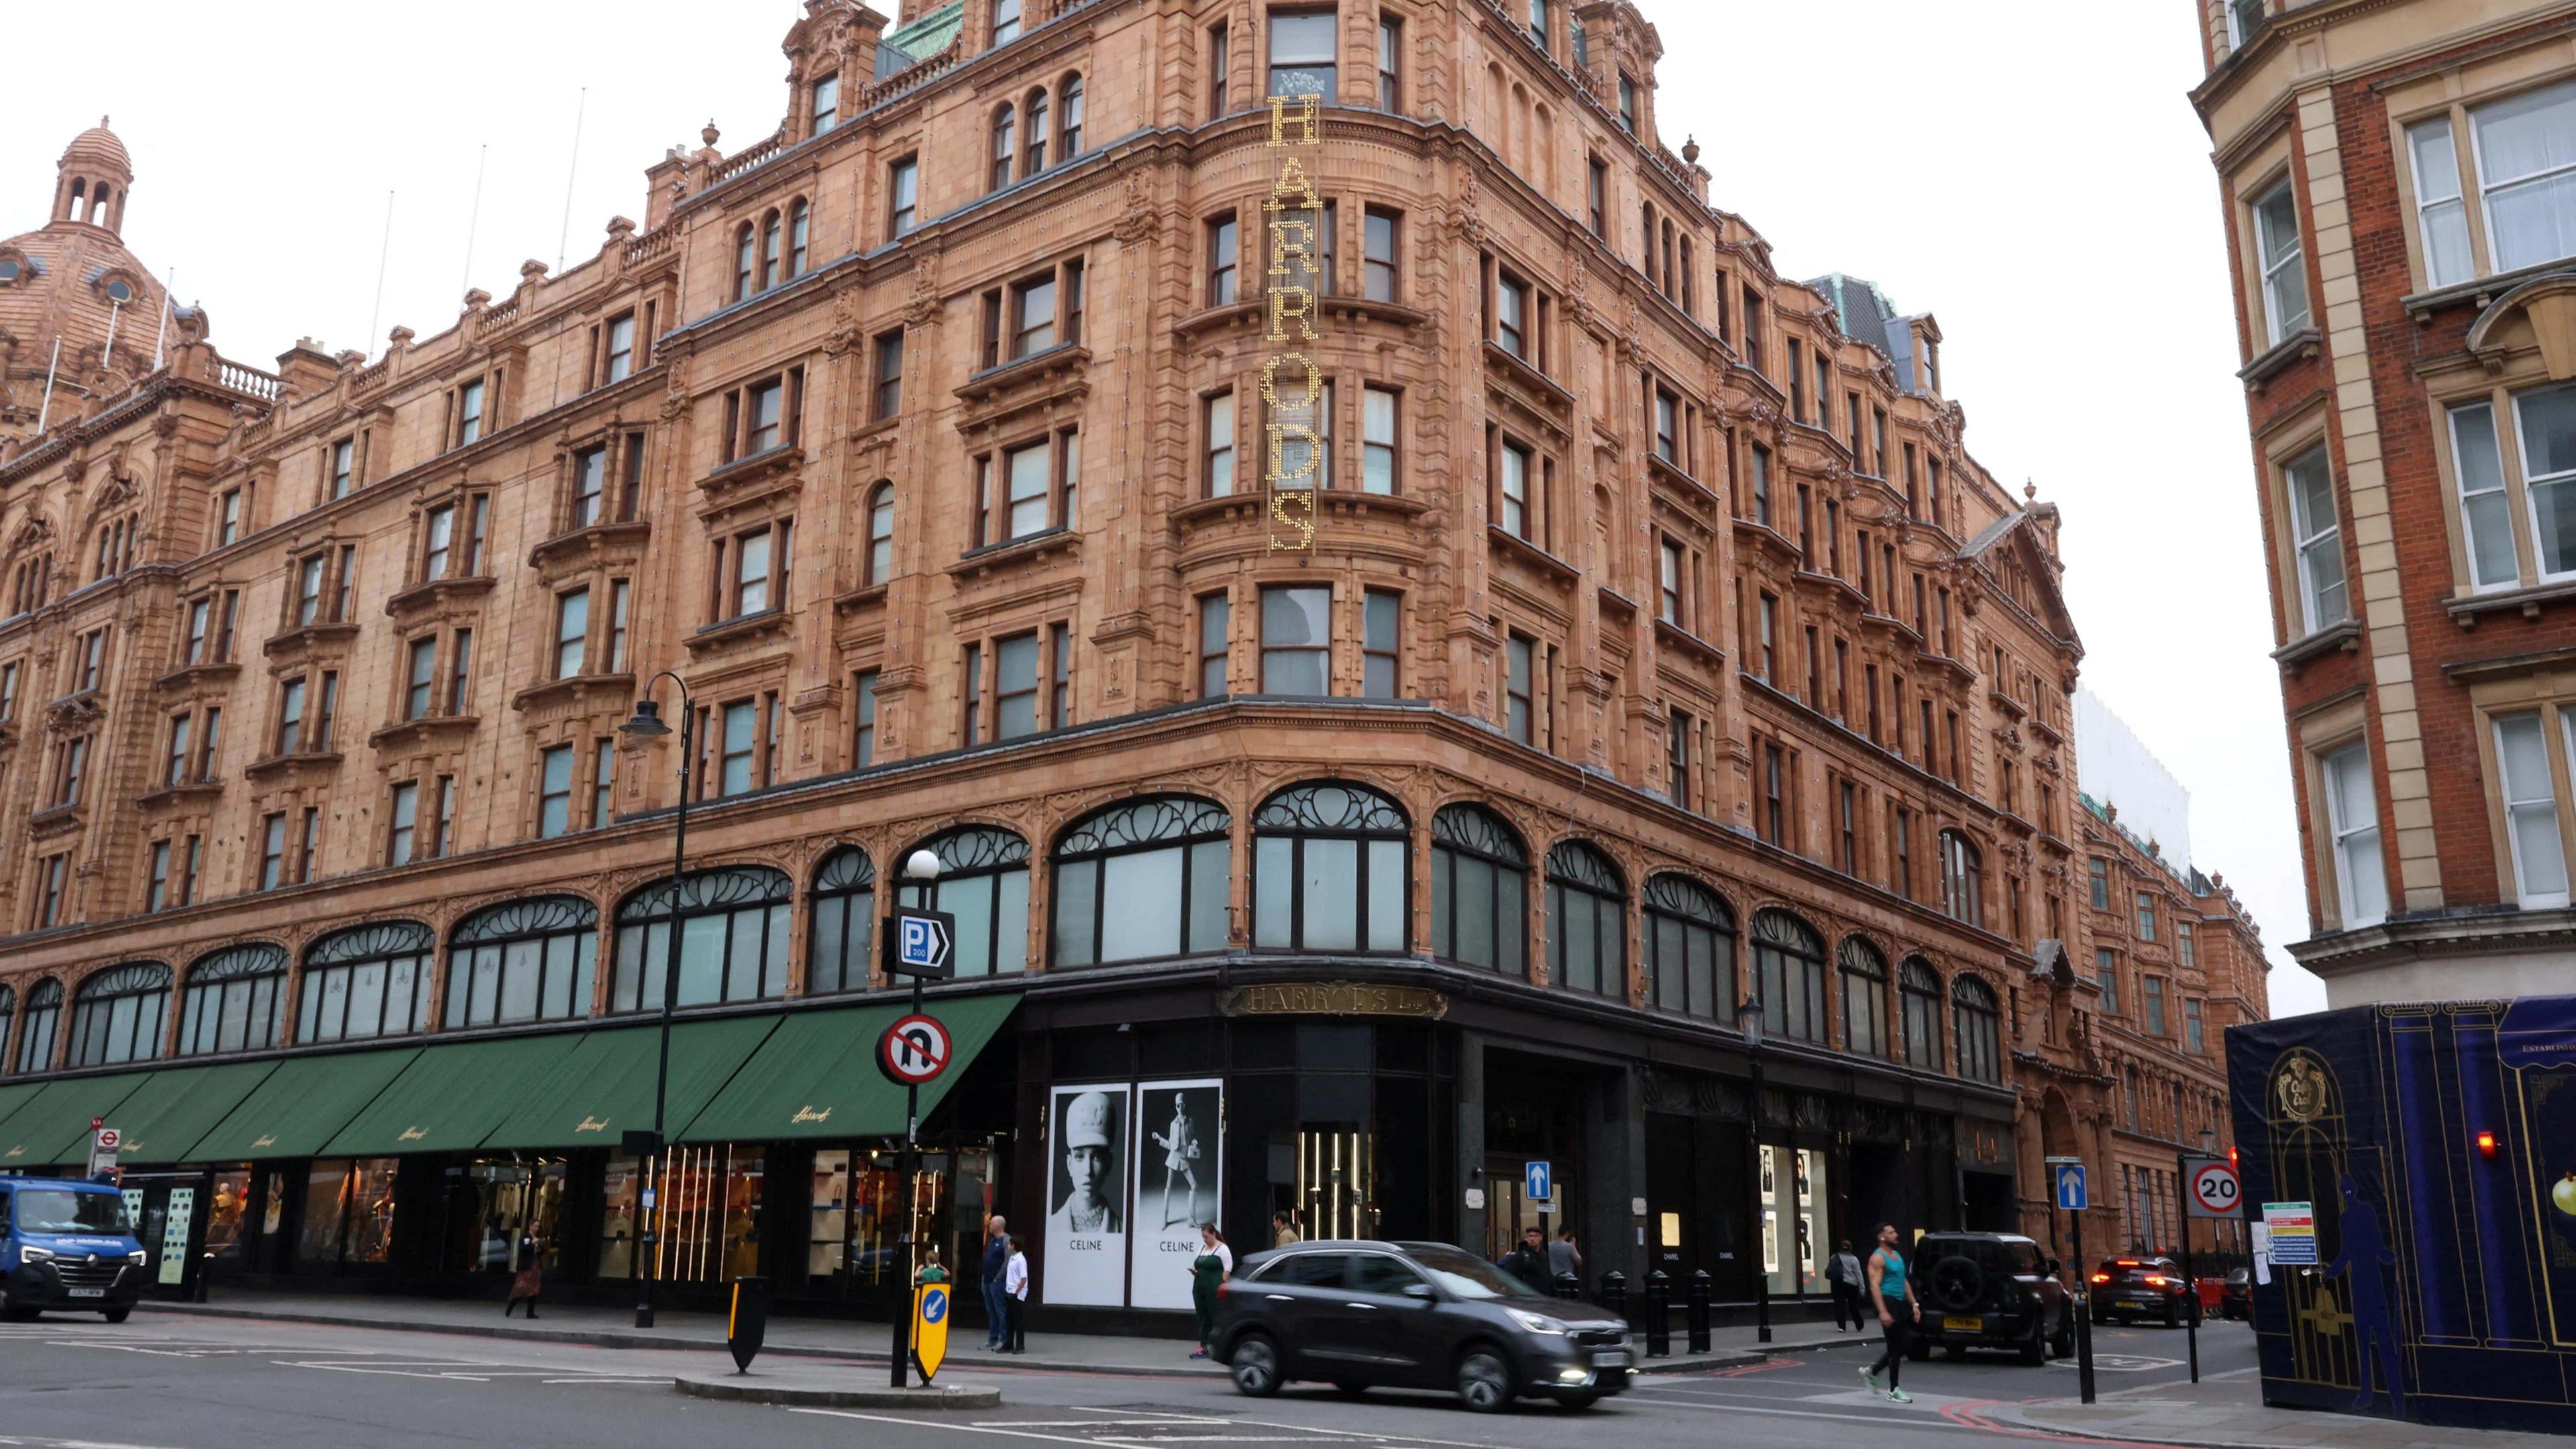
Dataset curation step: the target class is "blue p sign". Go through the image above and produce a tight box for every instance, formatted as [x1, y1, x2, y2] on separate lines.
[885, 908, 955, 979]
[2053, 1162, 2088, 1212]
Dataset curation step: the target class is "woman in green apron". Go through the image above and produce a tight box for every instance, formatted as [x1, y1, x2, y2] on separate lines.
[1189, 1224, 1233, 1359]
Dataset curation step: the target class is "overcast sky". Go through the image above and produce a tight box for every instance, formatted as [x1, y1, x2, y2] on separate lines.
[2, 1, 2324, 1016]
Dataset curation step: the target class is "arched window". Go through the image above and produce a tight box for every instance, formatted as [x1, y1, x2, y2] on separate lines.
[1941, 830, 1982, 927]
[733, 223, 756, 301]
[67, 963, 169, 1067]
[1900, 957, 1943, 1072]
[1750, 909, 1827, 1045]
[1953, 976, 2001, 1083]
[1053, 797, 1232, 967]
[449, 896, 599, 1028]
[866, 483, 896, 584]
[67, 178, 85, 221]
[991, 104, 1018, 191]
[15, 979, 60, 1073]
[788, 199, 810, 278]
[1838, 936, 1888, 1057]
[1024, 89, 1051, 174]
[0, 985, 13, 1074]
[611, 866, 792, 1012]
[914, 827, 1033, 977]
[1059, 74, 1085, 157]
[178, 945, 287, 1056]
[1254, 782, 1409, 953]
[1644, 874, 1732, 1019]
[1546, 841, 1625, 997]
[1429, 804, 1527, 975]
[759, 209, 784, 290]
[808, 847, 876, 995]
[299, 923, 433, 1044]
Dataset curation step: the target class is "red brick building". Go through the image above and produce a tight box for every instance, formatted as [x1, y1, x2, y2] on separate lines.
[0, 1, 2249, 1323]
[2193, 0, 2576, 1005]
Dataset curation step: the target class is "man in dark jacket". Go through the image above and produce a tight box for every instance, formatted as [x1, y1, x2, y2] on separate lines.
[981, 1215, 1010, 1350]
[1504, 1227, 1552, 1295]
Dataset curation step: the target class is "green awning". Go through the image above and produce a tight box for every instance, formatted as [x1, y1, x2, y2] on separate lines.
[320, 1037, 569, 1157]
[681, 993, 1018, 1144]
[0, 1072, 154, 1169]
[0, 1081, 49, 1142]
[193, 1047, 420, 1161]
[482, 1016, 780, 1152]
[101, 1061, 282, 1165]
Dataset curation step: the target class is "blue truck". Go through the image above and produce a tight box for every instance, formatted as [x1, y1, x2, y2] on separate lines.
[0, 1177, 146, 1321]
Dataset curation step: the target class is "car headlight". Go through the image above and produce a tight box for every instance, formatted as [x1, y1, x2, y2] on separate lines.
[127, 1250, 149, 1265]
[1509, 1309, 1568, 1336]
[18, 1245, 54, 1266]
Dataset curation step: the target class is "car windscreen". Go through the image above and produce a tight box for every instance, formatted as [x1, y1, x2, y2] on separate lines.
[13, 1188, 131, 1236]
[1405, 1246, 1526, 1299]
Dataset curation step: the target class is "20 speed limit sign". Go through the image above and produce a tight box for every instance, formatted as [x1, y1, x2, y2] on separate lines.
[2186, 1159, 2242, 1218]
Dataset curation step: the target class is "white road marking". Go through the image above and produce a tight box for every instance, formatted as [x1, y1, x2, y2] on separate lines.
[792, 1409, 1131, 1448]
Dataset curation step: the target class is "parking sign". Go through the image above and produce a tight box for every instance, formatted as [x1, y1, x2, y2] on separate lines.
[883, 907, 957, 979]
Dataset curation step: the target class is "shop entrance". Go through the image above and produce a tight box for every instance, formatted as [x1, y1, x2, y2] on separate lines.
[1483, 1053, 1589, 1263]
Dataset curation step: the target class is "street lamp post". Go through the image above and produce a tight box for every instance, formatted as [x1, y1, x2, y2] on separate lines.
[619, 674, 694, 1331]
[890, 849, 941, 1389]
[1736, 996, 1771, 1345]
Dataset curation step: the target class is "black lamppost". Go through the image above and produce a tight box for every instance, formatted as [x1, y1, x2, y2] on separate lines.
[619, 672, 694, 1330]
[1736, 995, 1772, 1345]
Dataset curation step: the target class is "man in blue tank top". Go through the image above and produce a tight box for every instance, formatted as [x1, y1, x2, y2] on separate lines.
[1858, 1222, 1921, 1403]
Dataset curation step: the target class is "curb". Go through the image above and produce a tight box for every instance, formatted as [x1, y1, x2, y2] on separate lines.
[1983, 1406, 2302, 1449]
[674, 1373, 1003, 1409]
[1634, 1334, 1872, 1373]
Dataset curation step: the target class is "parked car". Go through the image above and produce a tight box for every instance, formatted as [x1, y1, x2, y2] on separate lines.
[2220, 1267, 2252, 1321]
[1903, 1232, 2074, 1365]
[1212, 1239, 1633, 1412]
[0, 1177, 146, 1322]
[2089, 1256, 2193, 1326]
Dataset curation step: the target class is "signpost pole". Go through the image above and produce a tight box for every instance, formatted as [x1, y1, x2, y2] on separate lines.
[2178, 1150, 2199, 1385]
[2049, 1158, 2096, 1407]
[889, 873, 930, 1390]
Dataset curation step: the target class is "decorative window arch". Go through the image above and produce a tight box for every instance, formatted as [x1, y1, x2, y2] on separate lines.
[1053, 797, 1232, 967]
[178, 945, 287, 1057]
[1941, 830, 1983, 927]
[450, 895, 599, 1027]
[1059, 73, 1086, 158]
[788, 198, 810, 278]
[15, 979, 61, 1073]
[865, 482, 896, 585]
[1429, 804, 1527, 976]
[1953, 975, 2002, 1083]
[733, 223, 757, 301]
[1837, 936, 1889, 1058]
[1750, 908, 1828, 1046]
[1253, 782, 1409, 953]
[911, 827, 1033, 977]
[1644, 873, 1733, 1019]
[67, 962, 170, 1067]
[808, 846, 877, 995]
[1546, 841, 1626, 997]
[299, 922, 433, 1044]
[1024, 87, 1051, 174]
[991, 103, 1018, 192]
[1900, 956, 1944, 1072]
[759, 208, 784, 290]
[611, 866, 792, 1011]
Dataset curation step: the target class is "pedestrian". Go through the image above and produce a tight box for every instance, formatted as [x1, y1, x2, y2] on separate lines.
[1826, 1239, 1865, 1332]
[1189, 1224, 1232, 1360]
[503, 1230, 543, 1319]
[1003, 1234, 1030, 1354]
[1858, 1222, 1920, 1404]
[1505, 1226, 1552, 1295]
[981, 1214, 1010, 1351]
[1547, 1228, 1582, 1291]
[1272, 1210, 1301, 1248]
[917, 1245, 950, 1285]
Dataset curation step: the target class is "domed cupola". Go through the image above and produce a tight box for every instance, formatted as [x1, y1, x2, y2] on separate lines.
[52, 117, 134, 237]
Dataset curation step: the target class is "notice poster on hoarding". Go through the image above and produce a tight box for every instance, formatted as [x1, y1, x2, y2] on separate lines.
[1129, 1079, 1223, 1311]
[1042, 1085, 1130, 1306]
[2263, 1202, 2317, 1265]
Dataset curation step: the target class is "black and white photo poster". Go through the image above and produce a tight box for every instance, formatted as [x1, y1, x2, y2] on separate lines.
[1042, 1084, 1128, 1306]
[1129, 1079, 1222, 1310]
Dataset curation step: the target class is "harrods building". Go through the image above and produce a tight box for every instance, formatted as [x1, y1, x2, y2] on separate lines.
[0, 0, 2264, 1324]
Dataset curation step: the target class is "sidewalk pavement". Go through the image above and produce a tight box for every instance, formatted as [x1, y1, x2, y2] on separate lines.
[140, 1291, 1870, 1377]
[1979, 1370, 2563, 1449]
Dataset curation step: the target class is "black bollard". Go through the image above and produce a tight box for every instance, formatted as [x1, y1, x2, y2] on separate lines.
[1645, 1271, 1671, 1357]
[1601, 1270, 1627, 1326]
[1555, 1270, 1580, 1301]
[1687, 1269, 1711, 1354]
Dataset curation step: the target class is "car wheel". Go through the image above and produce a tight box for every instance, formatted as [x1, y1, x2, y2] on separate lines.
[1230, 1334, 1282, 1398]
[103, 1307, 131, 1324]
[2163, 1300, 2180, 1330]
[1455, 1347, 1513, 1413]
[1333, 1383, 1367, 1397]
[1554, 1391, 1600, 1411]
[2020, 1321, 2048, 1365]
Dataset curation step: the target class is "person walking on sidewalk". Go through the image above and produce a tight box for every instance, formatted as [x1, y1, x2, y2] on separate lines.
[1002, 1234, 1030, 1354]
[1188, 1224, 1233, 1360]
[503, 1231, 544, 1318]
[981, 1215, 1010, 1350]
[1858, 1223, 1920, 1403]
[1826, 1239, 1865, 1332]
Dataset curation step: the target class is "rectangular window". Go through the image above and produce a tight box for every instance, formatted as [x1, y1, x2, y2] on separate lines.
[275, 676, 306, 755]
[745, 378, 786, 455]
[1362, 589, 1399, 699]
[1617, 74, 1636, 131]
[619, 431, 647, 521]
[996, 632, 1041, 740]
[720, 700, 757, 796]
[146, 839, 171, 912]
[164, 712, 191, 788]
[1750, 443, 1772, 527]
[217, 488, 242, 547]
[1004, 439, 1053, 539]
[1498, 437, 1534, 539]
[1654, 386, 1679, 464]
[260, 813, 288, 890]
[455, 378, 486, 447]
[1669, 708, 1695, 810]
[448, 627, 474, 712]
[2322, 742, 2387, 927]
[2096, 948, 2121, 1012]
[2089, 857, 2110, 910]
[2143, 976, 2167, 1038]
[571, 445, 606, 529]
[2282, 445, 2347, 632]
[184, 599, 212, 665]
[1209, 21, 1231, 118]
[1260, 584, 1331, 696]
[2516, 384, 2576, 579]
[295, 553, 324, 625]
[1839, 780, 1860, 874]
[889, 156, 919, 237]
[2134, 890, 2158, 941]
[2185, 998, 2206, 1054]
[1378, 17, 1400, 109]
[405, 637, 435, 719]
[872, 329, 904, 421]
[1659, 538, 1685, 626]
[2177, 919, 2197, 969]
[961, 643, 983, 741]
[1361, 385, 1399, 494]
[1756, 591, 1777, 680]
[1050, 621, 1072, 729]
[1205, 392, 1237, 496]
[2252, 180, 2310, 343]
[2407, 115, 2472, 288]
[329, 437, 355, 499]
[555, 588, 590, 678]
[422, 502, 453, 581]
[2449, 401, 2518, 588]
[432, 775, 456, 859]
[603, 311, 636, 383]
[388, 781, 419, 865]
[2471, 81, 2576, 276]
[1363, 207, 1399, 301]
[852, 669, 879, 767]
[1011, 273, 1057, 358]
[1587, 157, 1607, 237]
[1505, 634, 1534, 744]
[1760, 742, 1786, 845]
[1199, 593, 1230, 699]
[2497, 711, 2571, 906]
[1894, 808, 1913, 898]
[1207, 213, 1239, 305]
[194, 706, 221, 782]
[991, 0, 1021, 43]
[1268, 9, 1337, 99]
[811, 74, 840, 134]
[1494, 274, 1529, 358]
[538, 745, 575, 839]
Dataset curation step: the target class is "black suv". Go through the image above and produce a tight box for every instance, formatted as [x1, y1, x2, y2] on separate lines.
[2089, 1256, 2192, 1326]
[1212, 1240, 1633, 1412]
[1904, 1232, 2074, 1365]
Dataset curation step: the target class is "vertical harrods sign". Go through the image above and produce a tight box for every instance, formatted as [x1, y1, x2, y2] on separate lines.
[1263, 93, 1325, 551]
